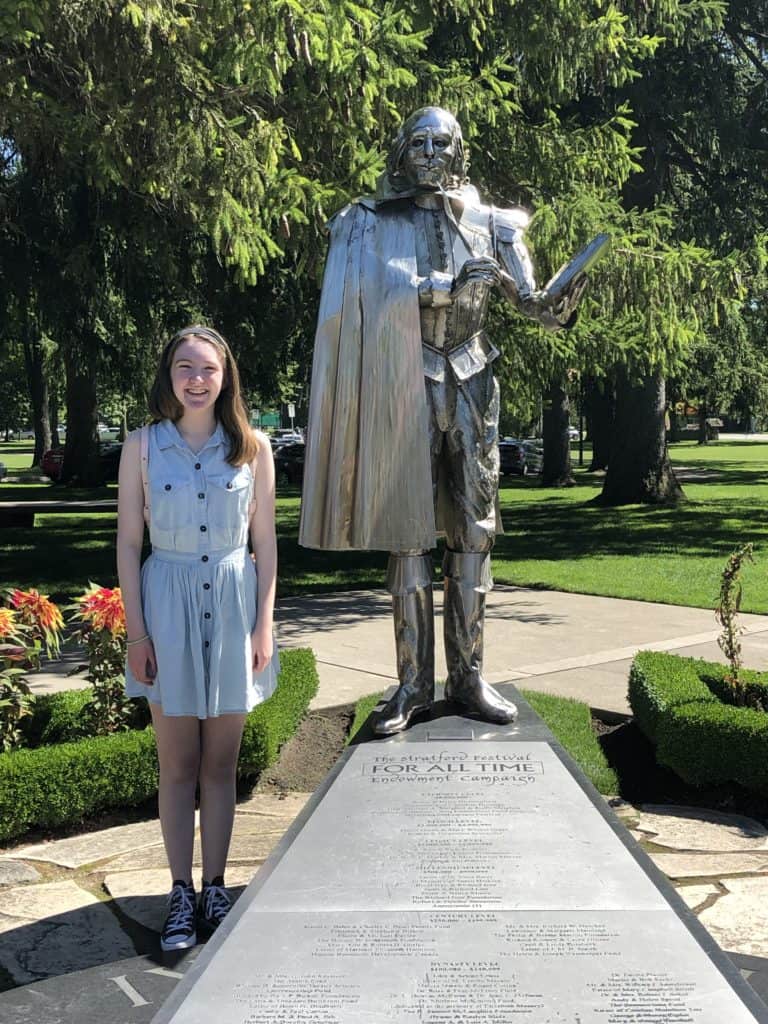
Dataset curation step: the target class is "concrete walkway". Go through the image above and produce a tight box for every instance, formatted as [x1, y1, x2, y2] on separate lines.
[285, 584, 768, 716]
[32, 585, 768, 717]
[5, 586, 768, 1015]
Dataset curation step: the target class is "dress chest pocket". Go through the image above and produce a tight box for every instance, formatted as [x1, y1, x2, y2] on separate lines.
[208, 466, 252, 532]
[150, 477, 195, 532]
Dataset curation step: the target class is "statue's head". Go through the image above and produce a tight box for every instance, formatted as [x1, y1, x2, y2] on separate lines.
[386, 107, 467, 192]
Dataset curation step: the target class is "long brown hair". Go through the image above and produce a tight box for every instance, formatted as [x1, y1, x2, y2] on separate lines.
[148, 325, 259, 466]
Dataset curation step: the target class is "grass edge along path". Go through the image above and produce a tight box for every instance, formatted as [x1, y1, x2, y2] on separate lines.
[348, 688, 618, 796]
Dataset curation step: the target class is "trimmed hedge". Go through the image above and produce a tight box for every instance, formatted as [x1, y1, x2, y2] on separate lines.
[21, 688, 150, 748]
[0, 648, 318, 844]
[629, 651, 768, 796]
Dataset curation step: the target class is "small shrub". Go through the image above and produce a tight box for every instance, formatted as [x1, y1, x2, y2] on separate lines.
[629, 650, 768, 797]
[715, 543, 755, 707]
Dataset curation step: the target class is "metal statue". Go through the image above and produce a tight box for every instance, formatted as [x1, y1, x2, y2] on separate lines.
[300, 106, 602, 735]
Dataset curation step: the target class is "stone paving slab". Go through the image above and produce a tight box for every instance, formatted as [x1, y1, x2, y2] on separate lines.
[8, 818, 166, 868]
[634, 806, 768, 852]
[104, 830, 286, 874]
[700, 877, 768, 959]
[676, 883, 721, 913]
[104, 865, 256, 933]
[651, 851, 768, 880]
[0, 860, 40, 886]
[0, 880, 136, 985]
[234, 791, 310, 819]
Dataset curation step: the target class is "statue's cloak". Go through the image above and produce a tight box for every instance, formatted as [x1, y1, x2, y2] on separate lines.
[298, 199, 435, 551]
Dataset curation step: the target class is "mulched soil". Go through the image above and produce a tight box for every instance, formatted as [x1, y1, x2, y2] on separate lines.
[595, 717, 768, 825]
[254, 704, 355, 795]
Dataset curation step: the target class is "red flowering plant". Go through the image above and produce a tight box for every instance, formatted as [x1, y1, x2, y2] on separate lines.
[9, 588, 64, 660]
[68, 583, 136, 735]
[0, 604, 38, 752]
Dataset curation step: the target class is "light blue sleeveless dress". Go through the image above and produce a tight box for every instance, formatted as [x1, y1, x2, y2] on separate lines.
[124, 420, 279, 717]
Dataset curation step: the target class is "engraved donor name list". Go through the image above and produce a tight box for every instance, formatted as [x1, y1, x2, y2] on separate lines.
[153, 735, 767, 1024]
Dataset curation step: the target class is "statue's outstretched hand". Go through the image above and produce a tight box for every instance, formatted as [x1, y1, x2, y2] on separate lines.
[452, 256, 503, 296]
[550, 271, 588, 326]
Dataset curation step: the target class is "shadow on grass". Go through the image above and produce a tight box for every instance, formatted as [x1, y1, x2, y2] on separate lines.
[1, 518, 119, 601]
[495, 494, 768, 564]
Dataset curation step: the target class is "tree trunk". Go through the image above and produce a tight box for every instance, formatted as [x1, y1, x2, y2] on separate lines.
[583, 373, 615, 472]
[541, 376, 574, 487]
[597, 368, 685, 506]
[22, 325, 52, 466]
[697, 401, 709, 445]
[62, 343, 102, 485]
[50, 397, 61, 448]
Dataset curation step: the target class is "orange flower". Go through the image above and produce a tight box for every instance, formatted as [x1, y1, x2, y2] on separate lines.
[11, 589, 64, 634]
[0, 607, 17, 639]
[77, 585, 126, 637]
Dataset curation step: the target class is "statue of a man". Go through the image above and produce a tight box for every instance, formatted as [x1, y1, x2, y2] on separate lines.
[300, 107, 586, 735]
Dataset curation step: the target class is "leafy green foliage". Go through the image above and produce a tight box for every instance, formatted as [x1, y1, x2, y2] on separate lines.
[629, 650, 768, 796]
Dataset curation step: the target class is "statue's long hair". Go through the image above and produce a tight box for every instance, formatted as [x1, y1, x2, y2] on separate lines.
[385, 107, 468, 193]
[148, 325, 259, 467]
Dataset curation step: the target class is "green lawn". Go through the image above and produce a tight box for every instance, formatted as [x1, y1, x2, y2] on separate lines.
[2, 439, 767, 612]
[492, 440, 768, 612]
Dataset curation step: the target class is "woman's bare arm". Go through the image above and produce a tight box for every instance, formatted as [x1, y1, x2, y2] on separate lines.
[248, 432, 277, 673]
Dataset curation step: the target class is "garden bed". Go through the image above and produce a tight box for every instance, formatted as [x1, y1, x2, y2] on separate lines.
[629, 651, 768, 799]
[0, 648, 318, 844]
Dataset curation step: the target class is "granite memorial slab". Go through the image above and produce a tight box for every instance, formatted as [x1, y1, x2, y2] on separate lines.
[151, 685, 768, 1023]
[0, 951, 200, 1024]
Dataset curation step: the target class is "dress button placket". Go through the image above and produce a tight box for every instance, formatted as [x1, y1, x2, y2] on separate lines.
[196, 455, 212, 667]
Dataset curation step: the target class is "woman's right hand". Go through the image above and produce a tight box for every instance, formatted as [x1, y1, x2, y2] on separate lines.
[127, 637, 157, 686]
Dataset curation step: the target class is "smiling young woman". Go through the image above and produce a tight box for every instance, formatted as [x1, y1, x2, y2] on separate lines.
[116, 325, 278, 951]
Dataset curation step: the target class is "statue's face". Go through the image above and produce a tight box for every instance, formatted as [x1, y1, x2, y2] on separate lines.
[401, 110, 458, 190]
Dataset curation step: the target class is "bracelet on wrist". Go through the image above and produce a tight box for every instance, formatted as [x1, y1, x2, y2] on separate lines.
[126, 634, 150, 647]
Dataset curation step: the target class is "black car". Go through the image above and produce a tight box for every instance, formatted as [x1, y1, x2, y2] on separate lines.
[499, 438, 543, 477]
[273, 441, 305, 487]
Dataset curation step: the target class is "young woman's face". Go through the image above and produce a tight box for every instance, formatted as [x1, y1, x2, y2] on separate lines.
[169, 337, 226, 414]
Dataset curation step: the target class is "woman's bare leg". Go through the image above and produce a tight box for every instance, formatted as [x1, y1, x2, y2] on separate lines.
[149, 704, 201, 884]
[199, 713, 247, 881]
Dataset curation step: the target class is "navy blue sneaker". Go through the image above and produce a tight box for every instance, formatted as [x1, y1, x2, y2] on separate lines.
[161, 880, 197, 951]
[199, 875, 232, 932]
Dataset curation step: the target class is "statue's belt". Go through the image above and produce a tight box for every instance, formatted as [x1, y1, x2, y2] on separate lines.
[421, 330, 499, 383]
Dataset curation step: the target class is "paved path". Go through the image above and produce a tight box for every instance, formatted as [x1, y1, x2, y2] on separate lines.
[31, 585, 768, 717]
[8, 586, 768, 1017]
[284, 585, 768, 715]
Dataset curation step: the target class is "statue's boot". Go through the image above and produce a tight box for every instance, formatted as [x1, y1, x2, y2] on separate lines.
[374, 554, 435, 736]
[442, 550, 517, 724]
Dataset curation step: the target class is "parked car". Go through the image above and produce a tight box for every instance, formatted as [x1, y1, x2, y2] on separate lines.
[520, 439, 544, 476]
[270, 430, 304, 448]
[41, 442, 122, 483]
[567, 425, 580, 440]
[41, 447, 65, 481]
[273, 441, 305, 486]
[499, 438, 543, 477]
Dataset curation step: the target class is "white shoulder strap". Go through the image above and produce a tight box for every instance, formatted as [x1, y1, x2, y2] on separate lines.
[140, 425, 150, 525]
[248, 454, 258, 522]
